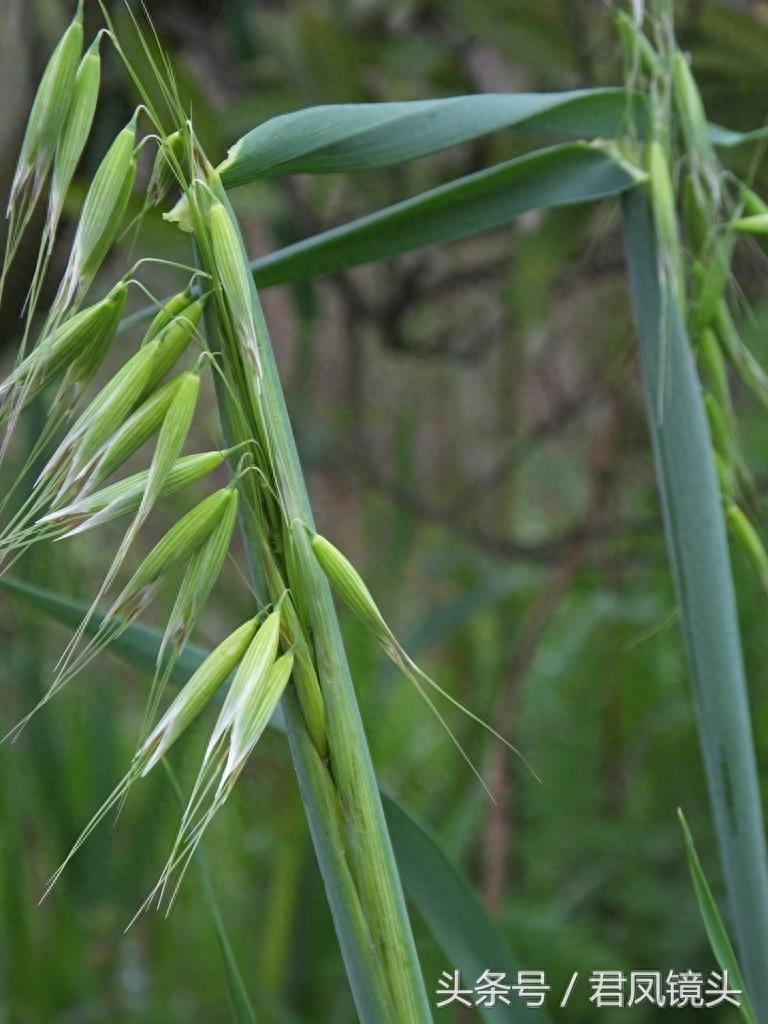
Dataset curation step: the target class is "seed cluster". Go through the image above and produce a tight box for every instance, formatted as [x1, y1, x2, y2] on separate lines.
[623, 12, 768, 589]
[0, 4, 518, 961]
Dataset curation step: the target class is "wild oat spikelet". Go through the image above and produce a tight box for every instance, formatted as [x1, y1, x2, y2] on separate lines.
[205, 607, 283, 757]
[43, 451, 229, 540]
[0, 283, 126, 412]
[727, 505, 768, 589]
[140, 617, 260, 774]
[208, 201, 262, 378]
[8, 3, 83, 212]
[310, 529, 539, 793]
[47, 35, 102, 243]
[58, 113, 138, 309]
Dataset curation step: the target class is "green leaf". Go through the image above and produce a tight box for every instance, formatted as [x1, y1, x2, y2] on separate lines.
[623, 189, 768, 1018]
[247, 142, 640, 286]
[218, 93, 763, 188]
[1, 574, 533, 1020]
[218, 89, 647, 186]
[384, 795, 546, 1024]
[678, 810, 757, 1024]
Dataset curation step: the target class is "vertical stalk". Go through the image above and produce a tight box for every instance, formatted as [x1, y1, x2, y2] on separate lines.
[194, 178, 432, 1023]
[623, 188, 768, 1017]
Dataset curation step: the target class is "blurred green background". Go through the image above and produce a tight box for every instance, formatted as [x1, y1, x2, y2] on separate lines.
[2, 0, 768, 1021]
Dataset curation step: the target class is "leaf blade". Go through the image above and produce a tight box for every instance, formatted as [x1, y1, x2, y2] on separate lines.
[384, 795, 546, 1024]
[623, 189, 768, 1017]
[218, 89, 647, 185]
[247, 143, 640, 286]
[678, 810, 757, 1024]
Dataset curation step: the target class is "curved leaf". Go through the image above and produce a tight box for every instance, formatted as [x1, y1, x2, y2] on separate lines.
[678, 810, 757, 1024]
[707, 123, 768, 148]
[218, 89, 647, 186]
[245, 143, 640, 286]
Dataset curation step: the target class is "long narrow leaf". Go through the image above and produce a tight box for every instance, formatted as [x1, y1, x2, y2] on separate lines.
[220, 93, 763, 188]
[244, 143, 641, 287]
[218, 89, 647, 185]
[384, 795, 545, 1024]
[0, 576, 204, 686]
[678, 810, 757, 1024]
[707, 124, 768, 148]
[623, 189, 768, 1018]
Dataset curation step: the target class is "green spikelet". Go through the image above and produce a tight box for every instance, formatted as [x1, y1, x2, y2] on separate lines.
[8, 4, 83, 212]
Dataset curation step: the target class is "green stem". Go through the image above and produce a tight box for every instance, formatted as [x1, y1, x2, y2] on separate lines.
[197, 185, 432, 1021]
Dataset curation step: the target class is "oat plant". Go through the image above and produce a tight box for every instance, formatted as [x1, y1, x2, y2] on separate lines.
[4, 2, 768, 1021]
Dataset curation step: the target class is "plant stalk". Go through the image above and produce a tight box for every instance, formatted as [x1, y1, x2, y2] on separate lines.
[193, 177, 432, 1022]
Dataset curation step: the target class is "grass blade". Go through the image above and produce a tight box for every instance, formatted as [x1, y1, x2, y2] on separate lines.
[218, 89, 647, 185]
[623, 188, 768, 1017]
[245, 143, 640, 286]
[678, 810, 757, 1024]
[384, 795, 545, 1024]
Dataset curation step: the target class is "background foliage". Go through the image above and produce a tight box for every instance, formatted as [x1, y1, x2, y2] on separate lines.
[2, 1, 768, 1021]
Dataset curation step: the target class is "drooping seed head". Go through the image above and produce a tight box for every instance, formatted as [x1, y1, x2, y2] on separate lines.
[671, 51, 715, 175]
[82, 376, 183, 492]
[714, 451, 735, 501]
[161, 485, 238, 654]
[220, 652, 294, 787]
[66, 337, 162, 474]
[1, 282, 126, 407]
[139, 617, 260, 775]
[207, 607, 282, 755]
[727, 505, 768, 584]
[60, 112, 138, 306]
[208, 201, 262, 376]
[142, 296, 206, 389]
[648, 140, 683, 303]
[704, 393, 736, 464]
[310, 531, 393, 645]
[691, 251, 730, 334]
[682, 174, 710, 256]
[698, 329, 730, 411]
[110, 488, 234, 617]
[9, 4, 83, 209]
[209, 203, 250, 326]
[133, 370, 201, 522]
[45, 450, 228, 538]
[148, 130, 185, 207]
[62, 281, 128, 393]
[47, 35, 102, 241]
[143, 287, 195, 343]
[38, 336, 158, 490]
